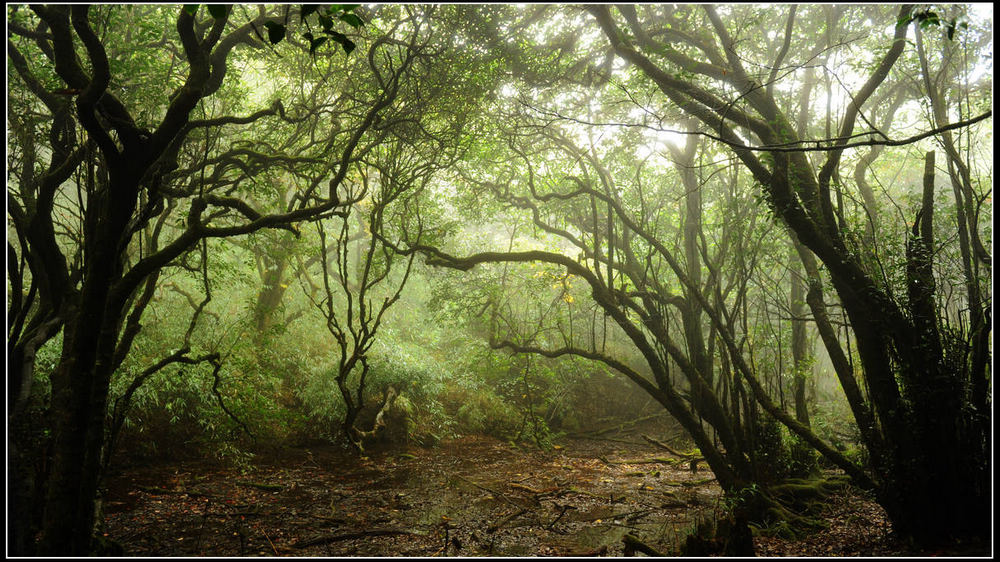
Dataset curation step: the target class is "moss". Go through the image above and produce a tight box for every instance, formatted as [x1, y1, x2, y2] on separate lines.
[742, 476, 846, 538]
[770, 475, 848, 510]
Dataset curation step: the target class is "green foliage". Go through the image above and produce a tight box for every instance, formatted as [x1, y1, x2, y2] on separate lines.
[451, 387, 521, 439]
[748, 415, 791, 483]
[899, 8, 969, 40]
[8, 9, 990, 532]
[259, 4, 363, 54]
[786, 433, 819, 478]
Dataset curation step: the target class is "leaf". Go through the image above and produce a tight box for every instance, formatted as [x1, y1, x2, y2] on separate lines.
[183, 4, 199, 16]
[339, 13, 364, 29]
[324, 30, 356, 54]
[264, 21, 286, 45]
[918, 11, 940, 29]
[301, 4, 318, 22]
[207, 4, 228, 19]
[318, 14, 333, 30]
[309, 36, 329, 56]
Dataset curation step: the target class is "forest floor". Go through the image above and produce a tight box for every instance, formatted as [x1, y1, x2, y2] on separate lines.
[102, 427, 989, 557]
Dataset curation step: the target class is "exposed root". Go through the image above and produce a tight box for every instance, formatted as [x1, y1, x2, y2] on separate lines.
[748, 475, 851, 539]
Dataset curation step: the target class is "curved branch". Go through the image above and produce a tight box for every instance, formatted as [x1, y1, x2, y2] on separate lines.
[817, 5, 912, 185]
[766, 6, 797, 98]
[7, 39, 62, 111]
[527, 100, 991, 154]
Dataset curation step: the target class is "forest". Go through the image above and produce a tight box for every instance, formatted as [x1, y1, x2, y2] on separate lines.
[5, 3, 993, 557]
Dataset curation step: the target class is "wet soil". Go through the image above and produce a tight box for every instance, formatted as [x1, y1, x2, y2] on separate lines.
[101, 431, 983, 557]
[104, 432, 724, 556]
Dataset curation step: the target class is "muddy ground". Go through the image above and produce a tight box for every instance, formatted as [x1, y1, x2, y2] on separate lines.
[101, 429, 981, 557]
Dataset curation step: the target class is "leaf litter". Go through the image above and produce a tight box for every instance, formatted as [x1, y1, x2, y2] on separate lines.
[101, 431, 987, 556]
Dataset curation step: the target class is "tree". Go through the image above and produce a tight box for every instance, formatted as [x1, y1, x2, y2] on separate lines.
[398, 68, 868, 533]
[289, 5, 490, 451]
[586, 4, 991, 543]
[6, 4, 417, 554]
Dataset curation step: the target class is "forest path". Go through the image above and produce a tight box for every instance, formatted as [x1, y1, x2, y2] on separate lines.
[101, 429, 946, 556]
[102, 431, 721, 556]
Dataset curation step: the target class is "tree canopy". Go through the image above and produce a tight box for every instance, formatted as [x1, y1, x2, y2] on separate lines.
[7, 3, 992, 555]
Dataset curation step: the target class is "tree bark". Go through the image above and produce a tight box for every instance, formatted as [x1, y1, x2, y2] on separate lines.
[587, 4, 989, 542]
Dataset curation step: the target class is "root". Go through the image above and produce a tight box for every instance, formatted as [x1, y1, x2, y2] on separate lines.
[745, 475, 849, 539]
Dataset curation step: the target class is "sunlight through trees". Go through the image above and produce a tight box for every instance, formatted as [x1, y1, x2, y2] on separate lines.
[7, 4, 992, 556]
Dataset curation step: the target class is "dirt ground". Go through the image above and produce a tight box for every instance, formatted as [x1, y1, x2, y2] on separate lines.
[101, 430, 985, 557]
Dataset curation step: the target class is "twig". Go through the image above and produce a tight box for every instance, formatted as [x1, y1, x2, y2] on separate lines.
[578, 508, 655, 523]
[529, 103, 992, 153]
[598, 456, 677, 465]
[135, 484, 214, 498]
[293, 528, 414, 549]
[567, 413, 667, 438]
[546, 503, 576, 530]
[454, 474, 528, 510]
[510, 483, 559, 495]
[237, 481, 284, 492]
[487, 508, 528, 533]
[259, 525, 278, 556]
[641, 434, 698, 458]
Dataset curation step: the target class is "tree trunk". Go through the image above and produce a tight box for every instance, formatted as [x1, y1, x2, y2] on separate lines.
[40, 311, 122, 554]
[788, 243, 810, 428]
[38, 157, 140, 553]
